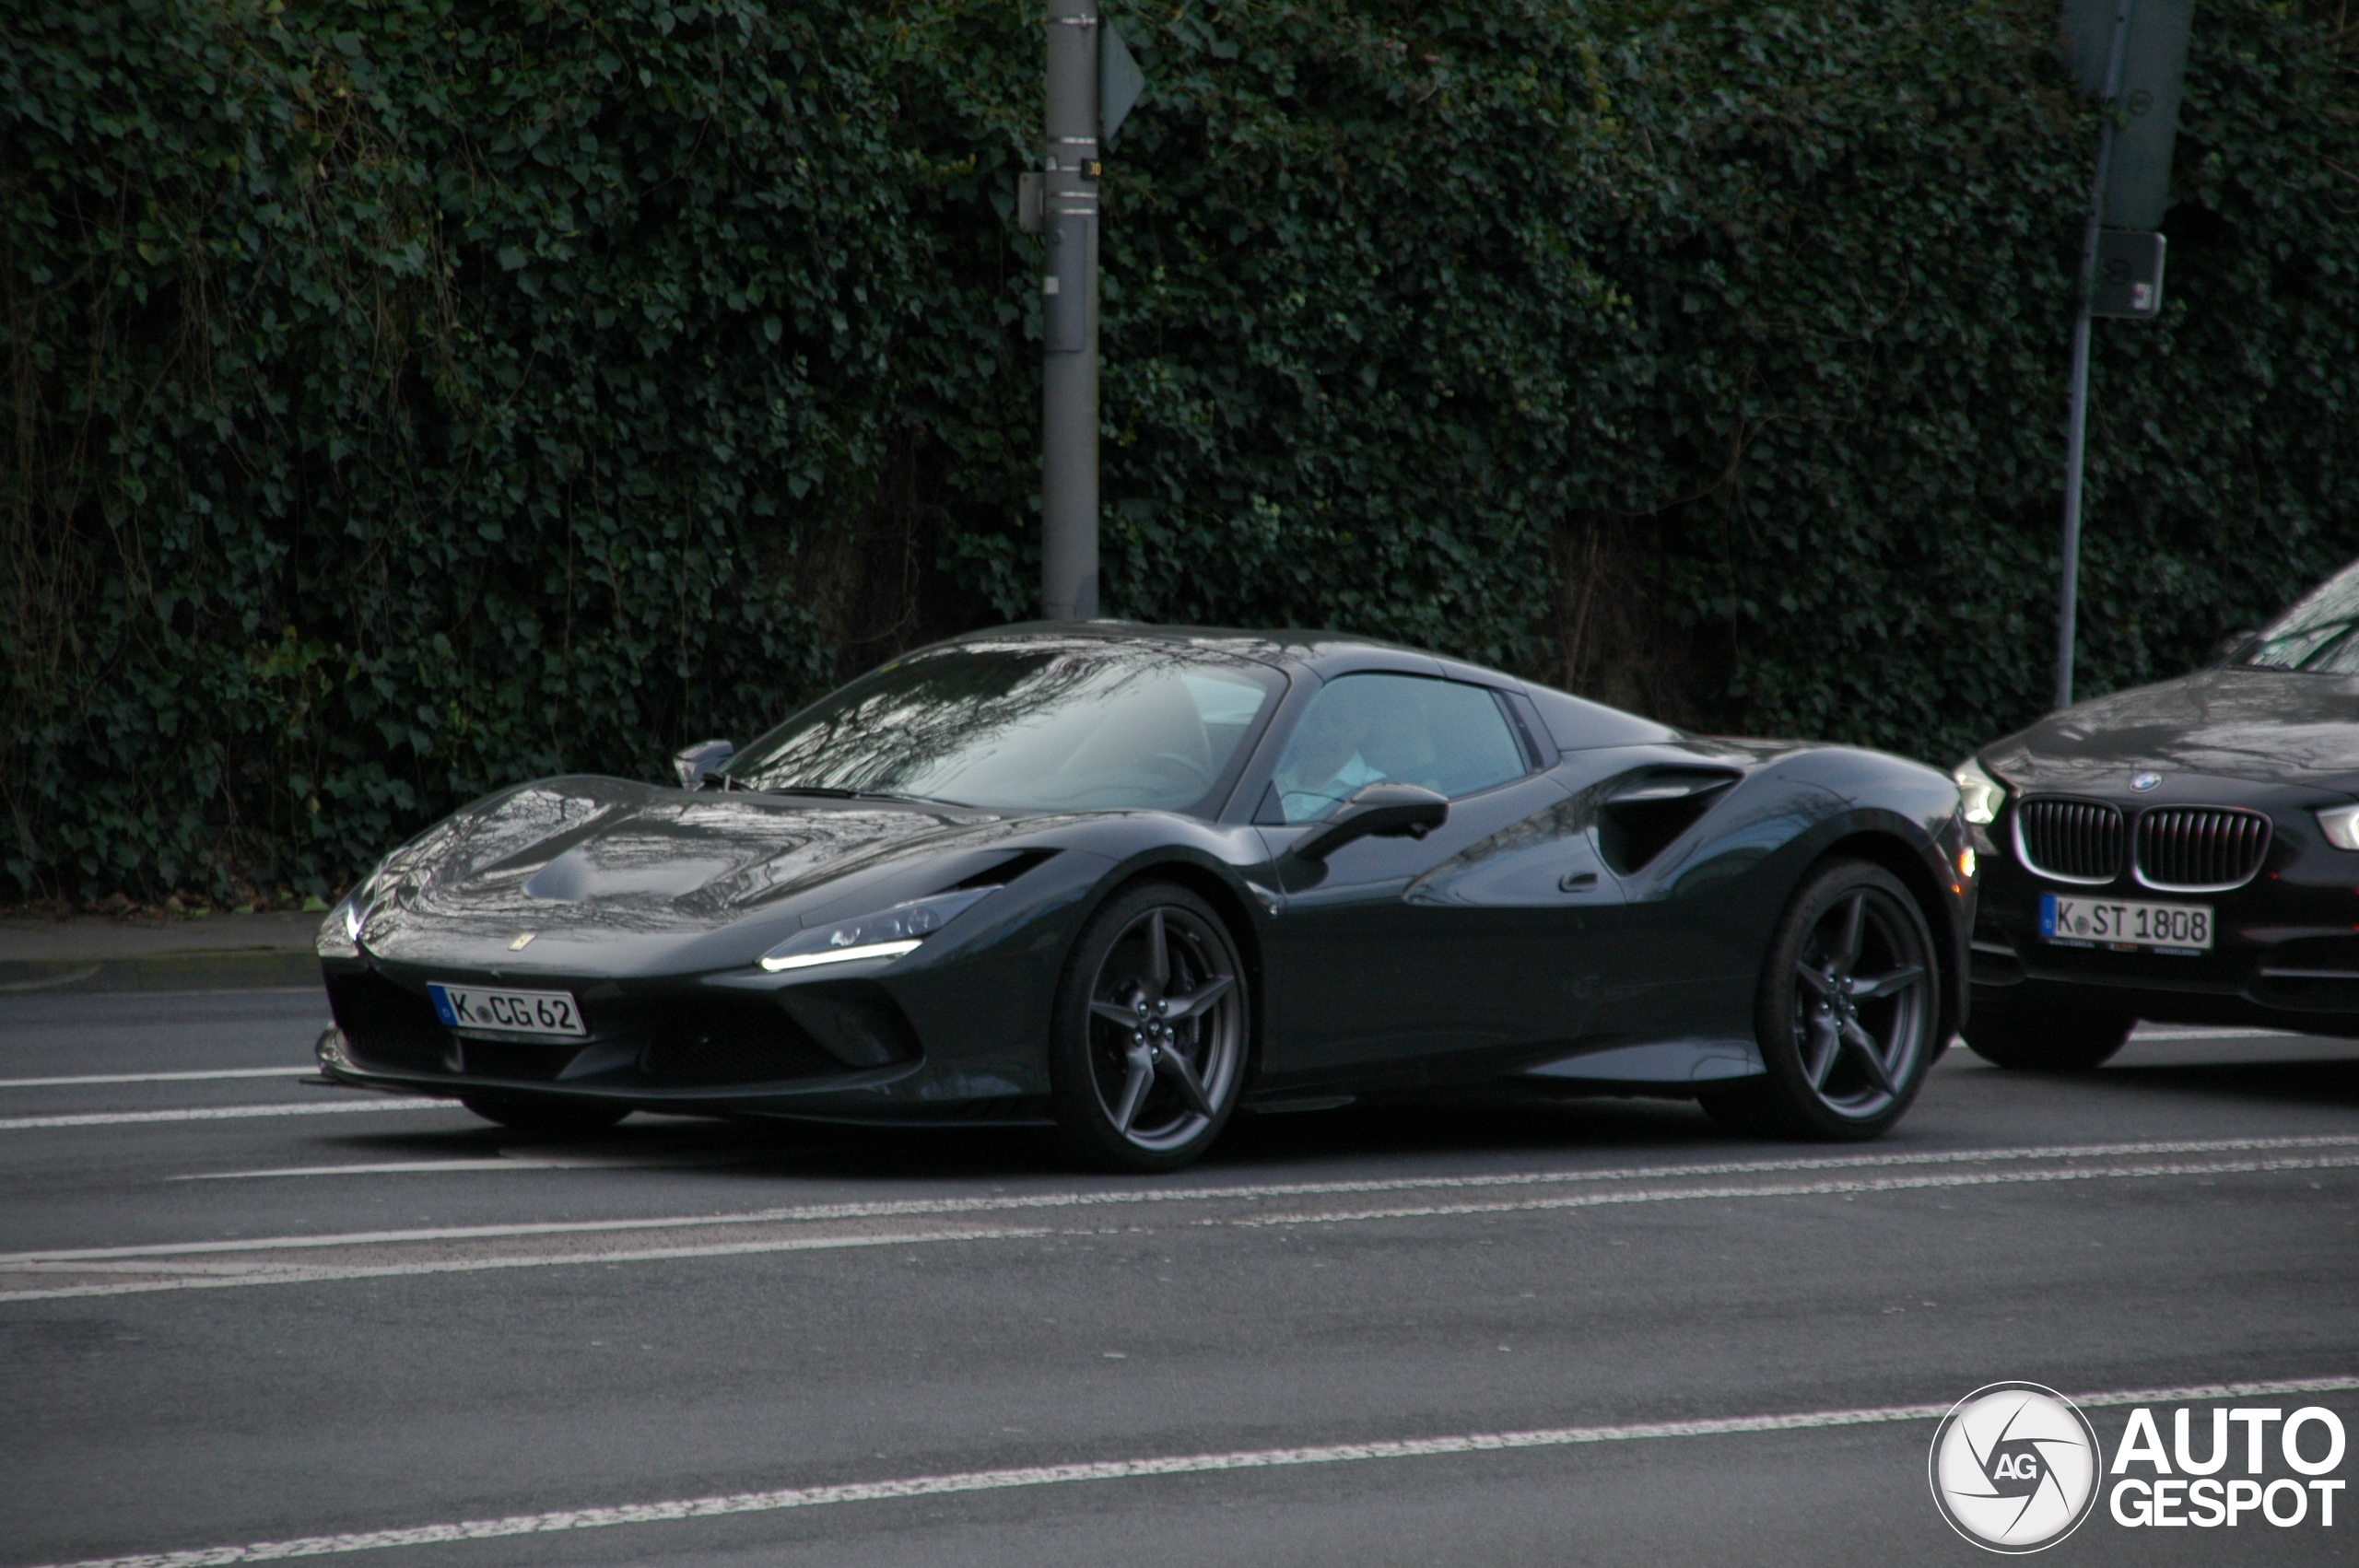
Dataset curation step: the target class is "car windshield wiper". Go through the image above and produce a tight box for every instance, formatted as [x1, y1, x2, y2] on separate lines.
[746, 782, 858, 798]
[726, 779, 965, 808]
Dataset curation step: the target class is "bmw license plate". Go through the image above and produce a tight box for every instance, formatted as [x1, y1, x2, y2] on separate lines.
[2039, 894, 2212, 953]
[428, 981, 586, 1037]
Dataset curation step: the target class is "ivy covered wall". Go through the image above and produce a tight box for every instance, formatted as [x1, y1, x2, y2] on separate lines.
[5, 0, 2355, 899]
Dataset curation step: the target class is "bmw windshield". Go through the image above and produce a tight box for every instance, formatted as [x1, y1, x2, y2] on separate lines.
[724, 639, 1285, 813]
[2241, 557, 2359, 673]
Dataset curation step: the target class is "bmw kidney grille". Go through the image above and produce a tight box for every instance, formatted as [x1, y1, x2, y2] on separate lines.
[2013, 797, 2271, 893]
[2132, 806, 2271, 893]
[2013, 798, 2126, 883]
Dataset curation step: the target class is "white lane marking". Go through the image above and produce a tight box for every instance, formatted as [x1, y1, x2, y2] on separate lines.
[8, 1132, 2353, 1266]
[29, 1375, 2359, 1568]
[1223, 1153, 2359, 1230]
[6, 1151, 2353, 1305]
[174, 1153, 743, 1181]
[176, 1160, 555, 1180]
[0, 1067, 306, 1089]
[0, 1099, 445, 1131]
[2130, 1025, 2306, 1041]
[0, 1226, 1047, 1301]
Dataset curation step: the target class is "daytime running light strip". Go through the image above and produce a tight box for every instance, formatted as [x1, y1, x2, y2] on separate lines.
[758, 939, 922, 973]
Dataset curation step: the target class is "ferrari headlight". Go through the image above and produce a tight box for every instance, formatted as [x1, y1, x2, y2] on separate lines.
[760, 888, 993, 973]
[316, 904, 360, 960]
[2317, 804, 2359, 850]
[1952, 757, 2007, 826]
[318, 855, 397, 957]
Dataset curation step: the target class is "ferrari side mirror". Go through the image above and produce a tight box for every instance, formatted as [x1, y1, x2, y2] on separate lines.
[1290, 782, 1449, 862]
[672, 739, 734, 790]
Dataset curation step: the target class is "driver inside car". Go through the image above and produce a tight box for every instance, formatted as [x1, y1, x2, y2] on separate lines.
[1273, 684, 1392, 822]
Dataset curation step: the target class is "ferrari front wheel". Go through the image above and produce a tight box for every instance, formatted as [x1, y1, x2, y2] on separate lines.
[1050, 882, 1249, 1174]
[1704, 859, 1939, 1141]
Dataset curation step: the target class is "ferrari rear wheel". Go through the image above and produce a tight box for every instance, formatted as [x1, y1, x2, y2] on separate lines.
[460, 1094, 630, 1136]
[1050, 882, 1249, 1174]
[1703, 859, 1938, 1141]
[1962, 990, 2133, 1071]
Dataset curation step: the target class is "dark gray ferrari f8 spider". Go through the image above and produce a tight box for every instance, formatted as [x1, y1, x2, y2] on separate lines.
[315, 625, 1977, 1170]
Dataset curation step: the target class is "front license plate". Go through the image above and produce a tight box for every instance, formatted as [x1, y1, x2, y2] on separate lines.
[2039, 894, 2212, 953]
[428, 982, 586, 1037]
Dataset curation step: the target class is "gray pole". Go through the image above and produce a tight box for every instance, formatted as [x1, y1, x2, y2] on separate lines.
[2055, 0, 2135, 710]
[1040, 0, 1100, 621]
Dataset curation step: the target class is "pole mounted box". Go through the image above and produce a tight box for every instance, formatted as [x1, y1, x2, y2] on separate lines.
[1043, 215, 1089, 352]
[2091, 229, 2166, 318]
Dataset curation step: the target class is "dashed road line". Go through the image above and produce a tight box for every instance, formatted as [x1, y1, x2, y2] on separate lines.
[0, 1067, 308, 1090]
[0, 1224, 1050, 1301]
[173, 1153, 747, 1181]
[1219, 1153, 2359, 1229]
[0, 1100, 445, 1131]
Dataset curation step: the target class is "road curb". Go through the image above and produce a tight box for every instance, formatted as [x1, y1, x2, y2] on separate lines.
[0, 952, 323, 995]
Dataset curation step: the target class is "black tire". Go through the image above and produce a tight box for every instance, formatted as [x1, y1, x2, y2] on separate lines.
[1963, 989, 2133, 1071]
[460, 1094, 631, 1136]
[1050, 881, 1250, 1174]
[1702, 859, 1941, 1141]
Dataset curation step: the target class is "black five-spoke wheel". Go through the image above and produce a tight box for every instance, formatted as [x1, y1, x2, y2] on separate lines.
[1051, 882, 1248, 1172]
[1704, 859, 1939, 1141]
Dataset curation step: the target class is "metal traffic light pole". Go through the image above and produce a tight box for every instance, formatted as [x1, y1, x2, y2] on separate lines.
[2054, 0, 2133, 711]
[1039, 0, 1101, 622]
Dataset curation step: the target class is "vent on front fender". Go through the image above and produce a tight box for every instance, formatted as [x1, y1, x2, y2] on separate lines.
[1596, 770, 1739, 875]
[2013, 798, 2125, 884]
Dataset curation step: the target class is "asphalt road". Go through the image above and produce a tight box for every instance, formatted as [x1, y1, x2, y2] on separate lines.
[3, 988, 2354, 1567]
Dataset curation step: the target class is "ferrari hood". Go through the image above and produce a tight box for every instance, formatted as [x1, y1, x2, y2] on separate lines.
[369, 777, 1019, 939]
[1981, 668, 2359, 790]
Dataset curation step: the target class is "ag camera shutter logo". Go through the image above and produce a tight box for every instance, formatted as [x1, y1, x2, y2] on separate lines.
[1929, 1382, 2103, 1552]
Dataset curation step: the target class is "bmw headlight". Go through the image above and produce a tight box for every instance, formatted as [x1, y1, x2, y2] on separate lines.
[1952, 757, 2007, 826]
[760, 888, 994, 973]
[2317, 804, 2359, 850]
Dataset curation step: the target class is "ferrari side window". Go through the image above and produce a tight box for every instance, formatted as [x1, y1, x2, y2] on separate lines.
[1273, 674, 1528, 824]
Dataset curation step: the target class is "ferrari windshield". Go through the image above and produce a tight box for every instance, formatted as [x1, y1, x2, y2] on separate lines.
[2242, 558, 2359, 673]
[725, 639, 1285, 812]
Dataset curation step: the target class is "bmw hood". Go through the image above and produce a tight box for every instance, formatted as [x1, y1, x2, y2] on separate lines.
[1980, 668, 2359, 790]
[354, 777, 1025, 944]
